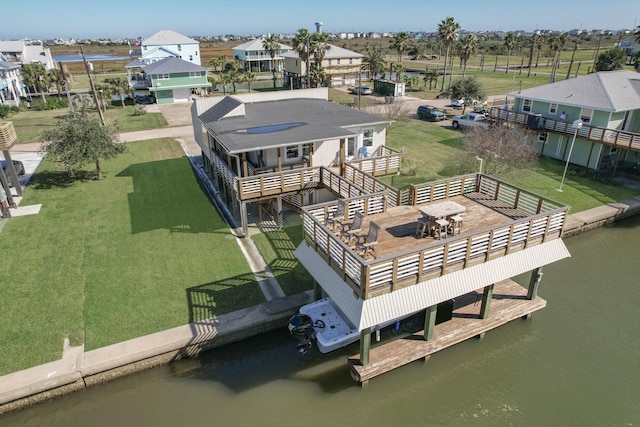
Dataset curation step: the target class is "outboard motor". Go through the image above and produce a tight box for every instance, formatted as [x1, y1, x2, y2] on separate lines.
[288, 313, 316, 354]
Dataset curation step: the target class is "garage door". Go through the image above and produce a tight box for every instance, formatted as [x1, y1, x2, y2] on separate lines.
[173, 89, 191, 103]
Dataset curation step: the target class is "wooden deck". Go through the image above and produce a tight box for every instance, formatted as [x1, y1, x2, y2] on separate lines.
[348, 279, 546, 384]
[343, 194, 527, 259]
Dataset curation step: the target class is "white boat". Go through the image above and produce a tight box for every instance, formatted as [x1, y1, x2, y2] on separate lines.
[298, 297, 359, 353]
[295, 297, 414, 354]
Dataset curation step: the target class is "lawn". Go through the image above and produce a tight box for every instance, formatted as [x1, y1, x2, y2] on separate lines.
[0, 138, 262, 375]
[7, 105, 168, 144]
[383, 118, 637, 213]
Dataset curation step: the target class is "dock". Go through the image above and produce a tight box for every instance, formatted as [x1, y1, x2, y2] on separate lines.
[348, 280, 546, 384]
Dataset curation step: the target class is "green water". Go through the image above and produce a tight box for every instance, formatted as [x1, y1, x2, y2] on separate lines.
[2, 217, 640, 426]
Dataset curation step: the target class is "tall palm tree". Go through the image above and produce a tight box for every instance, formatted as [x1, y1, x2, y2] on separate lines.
[550, 33, 567, 82]
[94, 83, 111, 113]
[535, 33, 546, 68]
[310, 32, 331, 65]
[262, 34, 280, 88]
[308, 63, 327, 88]
[292, 28, 311, 87]
[391, 62, 405, 83]
[437, 16, 460, 91]
[390, 31, 410, 62]
[71, 93, 93, 115]
[457, 34, 478, 78]
[503, 32, 517, 73]
[362, 47, 386, 80]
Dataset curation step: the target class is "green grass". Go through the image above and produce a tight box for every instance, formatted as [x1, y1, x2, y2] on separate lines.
[8, 106, 168, 143]
[251, 226, 314, 296]
[384, 119, 637, 213]
[0, 139, 263, 375]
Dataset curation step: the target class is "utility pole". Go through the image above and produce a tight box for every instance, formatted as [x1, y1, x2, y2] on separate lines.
[58, 61, 74, 114]
[80, 45, 105, 126]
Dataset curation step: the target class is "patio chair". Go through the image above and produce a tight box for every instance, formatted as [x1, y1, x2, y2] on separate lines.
[325, 200, 346, 231]
[415, 216, 430, 238]
[435, 218, 449, 240]
[448, 214, 463, 235]
[356, 221, 380, 260]
[341, 211, 364, 244]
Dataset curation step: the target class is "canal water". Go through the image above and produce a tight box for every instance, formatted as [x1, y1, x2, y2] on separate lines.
[2, 217, 639, 426]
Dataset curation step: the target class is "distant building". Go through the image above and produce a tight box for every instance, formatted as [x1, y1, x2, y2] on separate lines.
[0, 53, 25, 106]
[0, 40, 55, 70]
[232, 37, 292, 73]
[283, 44, 363, 88]
[138, 30, 201, 66]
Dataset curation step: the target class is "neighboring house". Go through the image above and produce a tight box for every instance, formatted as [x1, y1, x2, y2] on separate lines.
[0, 40, 55, 70]
[497, 70, 640, 174]
[283, 44, 363, 88]
[190, 88, 396, 234]
[131, 56, 210, 104]
[0, 54, 25, 106]
[232, 37, 292, 73]
[139, 30, 201, 65]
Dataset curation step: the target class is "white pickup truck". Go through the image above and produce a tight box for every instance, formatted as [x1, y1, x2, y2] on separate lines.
[451, 112, 491, 130]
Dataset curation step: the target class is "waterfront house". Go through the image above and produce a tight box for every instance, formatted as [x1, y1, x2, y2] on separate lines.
[190, 88, 399, 235]
[0, 40, 55, 70]
[295, 173, 571, 382]
[232, 37, 292, 73]
[492, 70, 640, 175]
[282, 44, 363, 88]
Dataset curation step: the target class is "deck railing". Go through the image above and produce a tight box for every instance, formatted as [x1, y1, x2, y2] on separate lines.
[237, 167, 322, 200]
[347, 145, 403, 176]
[489, 107, 640, 151]
[342, 163, 406, 207]
[301, 174, 569, 300]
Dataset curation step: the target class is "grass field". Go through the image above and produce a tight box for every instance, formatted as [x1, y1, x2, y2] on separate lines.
[0, 139, 263, 375]
[8, 105, 168, 143]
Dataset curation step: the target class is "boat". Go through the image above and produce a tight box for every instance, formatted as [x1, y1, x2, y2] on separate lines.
[289, 297, 412, 354]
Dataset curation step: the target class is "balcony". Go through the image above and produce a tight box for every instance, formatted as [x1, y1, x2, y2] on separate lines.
[301, 174, 568, 300]
[489, 107, 640, 151]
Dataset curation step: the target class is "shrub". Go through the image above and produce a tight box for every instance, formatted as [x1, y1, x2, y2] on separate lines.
[0, 104, 10, 118]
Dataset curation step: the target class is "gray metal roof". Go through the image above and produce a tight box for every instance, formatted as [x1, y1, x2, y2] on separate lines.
[143, 30, 197, 46]
[0, 60, 20, 70]
[198, 96, 243, 123]
[282, 44, 363, 59]
[295, 238, 570, 331]
[510, 70, 640, 112]
[143, 56, 207, 74]
[199, 97, 392, 154]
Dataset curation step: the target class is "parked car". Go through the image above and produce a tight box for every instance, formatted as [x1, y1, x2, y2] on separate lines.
[450, 98, 465, 109]
[417, 105, 446, 121]
[451, 113, 491, 130]
[1, 159, 25, 187]
[349, 86, 373, 95]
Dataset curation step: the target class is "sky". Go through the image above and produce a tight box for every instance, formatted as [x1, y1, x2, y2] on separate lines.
[1, 0, 638, 40]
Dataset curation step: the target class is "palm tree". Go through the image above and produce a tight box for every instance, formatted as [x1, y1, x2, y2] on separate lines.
[72, 93, 93, 115]
[390, 31, 410, 62]
[21, 63, 49, 102]
[244, 72, 256, 92]
[503, 32, 516, 73]
[105, 77, 130, 108]
[308, 63, 327, 88]
[391, 62, 405, 83]
[94, 83, 111, 112]
[550, 33, 567, 82]
[534, 33, 546, 68]
[457, 34, 478, 78]
[437, 16, 461, 91]
[310, 32, 331, 65]
[292, 28, 311, 87]
[362, 47, 386, 80]
[262, 34, 280, 88]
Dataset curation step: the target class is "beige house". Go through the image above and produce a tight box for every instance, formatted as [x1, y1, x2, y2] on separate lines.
[283, 44, 363, 88]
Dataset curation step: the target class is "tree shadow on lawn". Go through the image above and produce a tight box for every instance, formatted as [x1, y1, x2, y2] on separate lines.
[118, 158, 230, 234]
[30, 169, 96, 189]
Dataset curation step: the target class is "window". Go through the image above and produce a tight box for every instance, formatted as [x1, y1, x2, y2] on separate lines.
[189, 71, 202, 78]
[177, 44, 182, 51]
[363, 129, 374, 147]
[285, 145, 300, 160]
[347, 137, 355, 156]
[537, 132, 548, 143]
[549, 103, 558, 114]
[336, 59, 341, 65]
[523, 99, 532, 112]
[580, 108, 593, 124]
[157, 73, 170, 80]
[349, 58, 353, 64]
[189, 55, 193, 61]
[327, 59, 332, 65]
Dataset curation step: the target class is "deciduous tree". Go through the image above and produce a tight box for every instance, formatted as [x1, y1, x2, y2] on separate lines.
[40, 114, 127, 180]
